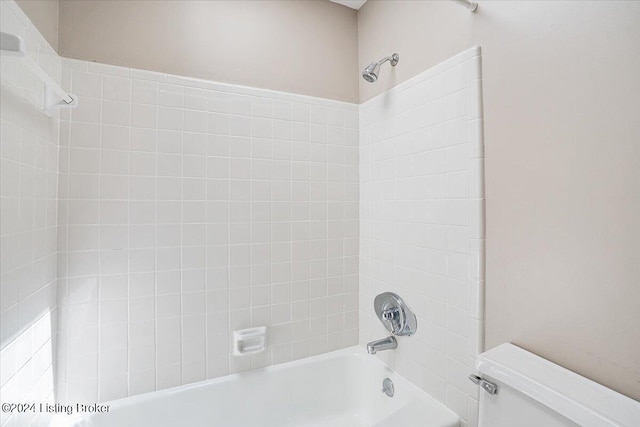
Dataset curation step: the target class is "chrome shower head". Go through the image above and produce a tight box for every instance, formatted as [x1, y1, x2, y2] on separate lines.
[362, 62, 381, 83]
[362, 53, 399, 83]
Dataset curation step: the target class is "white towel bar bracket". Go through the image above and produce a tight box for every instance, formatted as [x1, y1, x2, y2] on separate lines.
[1, 31, 78, 117]
[44, 86, 78, 117]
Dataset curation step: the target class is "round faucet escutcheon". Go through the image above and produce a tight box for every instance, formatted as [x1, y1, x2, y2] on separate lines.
[382, 378, 394, 397]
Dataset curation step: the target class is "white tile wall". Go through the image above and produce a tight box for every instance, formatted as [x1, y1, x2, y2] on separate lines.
[359, 47, 484, 427]
[56, 59, 360, 402]
[0, 1, 61, 426]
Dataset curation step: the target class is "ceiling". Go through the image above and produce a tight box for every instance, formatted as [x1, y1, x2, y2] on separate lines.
[329, 0, 368, 10]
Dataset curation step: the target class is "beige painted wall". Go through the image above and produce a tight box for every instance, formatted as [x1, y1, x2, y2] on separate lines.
[57, 0, 359, 102]
[359, 0, 640, 401]
[15, 0, 59, 50]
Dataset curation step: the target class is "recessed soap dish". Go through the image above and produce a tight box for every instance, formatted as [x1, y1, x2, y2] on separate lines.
[233, 326, 267, 356]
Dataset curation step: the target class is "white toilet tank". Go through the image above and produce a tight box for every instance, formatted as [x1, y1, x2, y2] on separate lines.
[475, 344, 640, 427]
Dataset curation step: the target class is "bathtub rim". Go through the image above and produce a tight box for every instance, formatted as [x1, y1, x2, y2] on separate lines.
[56, 345, 459, 426]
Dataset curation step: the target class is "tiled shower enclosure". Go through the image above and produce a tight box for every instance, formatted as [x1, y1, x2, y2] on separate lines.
[0, 1, 485, 424]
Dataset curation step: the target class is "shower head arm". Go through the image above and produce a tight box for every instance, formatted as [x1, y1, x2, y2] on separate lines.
[378, 53, 399, 67]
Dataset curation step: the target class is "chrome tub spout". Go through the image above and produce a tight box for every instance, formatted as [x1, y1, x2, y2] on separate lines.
[367, 336, 397, 354]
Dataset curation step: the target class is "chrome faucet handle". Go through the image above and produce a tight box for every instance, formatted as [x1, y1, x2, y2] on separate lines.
[381, 308, 400, 334]
[381, 308, 398, 321]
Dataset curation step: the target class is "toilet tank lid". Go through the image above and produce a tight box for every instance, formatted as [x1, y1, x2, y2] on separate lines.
[476, 343, 640, 427]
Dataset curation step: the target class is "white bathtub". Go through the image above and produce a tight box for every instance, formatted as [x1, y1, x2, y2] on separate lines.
[56, 346, 459, 427]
